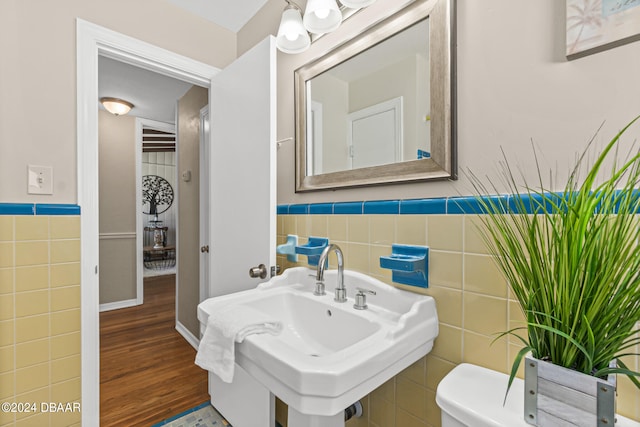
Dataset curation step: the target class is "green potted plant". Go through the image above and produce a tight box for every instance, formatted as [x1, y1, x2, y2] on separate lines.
[468, 117, 640, 426]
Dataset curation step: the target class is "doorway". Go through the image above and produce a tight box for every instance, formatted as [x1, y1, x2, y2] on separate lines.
[96, 48, 210, 425]
[77, 19, 219, 425]
[97, 54, 208, 333]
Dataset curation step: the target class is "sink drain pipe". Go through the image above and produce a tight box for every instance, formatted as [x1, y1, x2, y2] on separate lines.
[344, 401, 363, 421]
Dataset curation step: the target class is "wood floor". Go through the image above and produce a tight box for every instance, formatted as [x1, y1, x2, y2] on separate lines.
[100, 274, 209, 427]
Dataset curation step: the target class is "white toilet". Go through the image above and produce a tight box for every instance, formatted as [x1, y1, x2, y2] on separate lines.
[436, 363, 640, 427]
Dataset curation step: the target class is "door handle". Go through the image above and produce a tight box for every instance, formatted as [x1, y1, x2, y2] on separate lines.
[249, 264, 267, 279]
[201, 245, 209, 253]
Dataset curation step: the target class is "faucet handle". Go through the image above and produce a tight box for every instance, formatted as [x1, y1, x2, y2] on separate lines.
[308, 274, 326, 296]
[354, 288, 376, 310]
[314, 281, 326, 296]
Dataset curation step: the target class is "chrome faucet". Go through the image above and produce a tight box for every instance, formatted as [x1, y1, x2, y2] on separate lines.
[316, 244, 346, 302]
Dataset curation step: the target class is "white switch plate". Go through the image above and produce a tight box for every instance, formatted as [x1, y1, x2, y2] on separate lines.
[27, 165, 53, 195]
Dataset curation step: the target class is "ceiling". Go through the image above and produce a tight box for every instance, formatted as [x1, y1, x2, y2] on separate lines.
[98, 56, 195, 124]
[166, 0, 270, 32]
[98, 1, 271, 125]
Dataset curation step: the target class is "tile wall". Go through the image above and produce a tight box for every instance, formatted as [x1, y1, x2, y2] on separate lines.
[0, 205, 81, 427]
[276, 198, 640, 427]
[1, 199, 637, 427]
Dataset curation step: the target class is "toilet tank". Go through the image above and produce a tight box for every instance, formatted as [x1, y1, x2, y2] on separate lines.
[436, 363, 640, 427]
[436, 363, 527, 427]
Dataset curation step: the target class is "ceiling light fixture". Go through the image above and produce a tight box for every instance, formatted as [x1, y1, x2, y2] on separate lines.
[100, 97, 134, 116]
[275, 0, 377, 54]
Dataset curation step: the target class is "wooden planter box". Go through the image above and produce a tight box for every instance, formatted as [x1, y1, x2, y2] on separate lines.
[524, 355, 616, 427]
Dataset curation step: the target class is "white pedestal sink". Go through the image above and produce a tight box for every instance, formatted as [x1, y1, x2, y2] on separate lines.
[197, 267, 439, 427]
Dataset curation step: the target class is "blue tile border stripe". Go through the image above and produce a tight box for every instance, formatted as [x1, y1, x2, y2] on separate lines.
[35, 204, 81, 216]
[309, 203, 333, 214]
[364, 200, 400, 214]
[0, 203, 81, 215]
[276, 193, 576, 216]
[0, 203, 35, 215]
[289, 204, 309, 215]
[278, 197, 462, 215]
[447, 195, 509, 215]
[399, 198, 446, 215]
[334, 201, 364, 215]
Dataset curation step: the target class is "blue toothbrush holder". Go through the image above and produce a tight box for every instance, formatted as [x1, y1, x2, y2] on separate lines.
[295, 237, 329, 267]
[379, 244, 429, 288]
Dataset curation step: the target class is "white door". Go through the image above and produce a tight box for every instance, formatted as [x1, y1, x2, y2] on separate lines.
[208, 36, 277, 298]
[348, 96, 403, 169]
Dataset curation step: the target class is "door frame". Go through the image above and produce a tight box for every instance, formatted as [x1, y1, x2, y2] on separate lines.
[77, 19, 219, 425]
[307, 100, 323, 175]
[199, 106, 210, 305]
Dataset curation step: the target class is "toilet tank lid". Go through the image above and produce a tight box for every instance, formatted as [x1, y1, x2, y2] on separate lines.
[436, 363, 528, 427]
[436, 363, 640, 427]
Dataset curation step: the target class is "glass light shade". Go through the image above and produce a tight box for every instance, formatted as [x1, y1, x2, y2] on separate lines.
[339, 0, 377, 8]
[276, 6, 311, 54]
[100, 97, 134, 116]
[303, 0, 342, 34]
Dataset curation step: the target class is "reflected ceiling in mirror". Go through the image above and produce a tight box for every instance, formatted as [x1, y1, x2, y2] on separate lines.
[295, 0, 456, 192]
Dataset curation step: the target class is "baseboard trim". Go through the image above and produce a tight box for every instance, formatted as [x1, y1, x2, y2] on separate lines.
[176, 321, 199, 350]
[99, 298, 139, 312]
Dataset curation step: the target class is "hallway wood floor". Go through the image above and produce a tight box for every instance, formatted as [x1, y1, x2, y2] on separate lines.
[100, 274, 209, 427]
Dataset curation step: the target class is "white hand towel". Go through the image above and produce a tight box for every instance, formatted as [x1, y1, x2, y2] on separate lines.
[195, 304, 282, 383]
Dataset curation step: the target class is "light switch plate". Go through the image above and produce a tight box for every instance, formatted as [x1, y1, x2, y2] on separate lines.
[27, 165, 53, 195]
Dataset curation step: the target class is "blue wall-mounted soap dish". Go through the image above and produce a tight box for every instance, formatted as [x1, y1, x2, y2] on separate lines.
[295, 236, 329, 266]
[380, 244, 429, 288]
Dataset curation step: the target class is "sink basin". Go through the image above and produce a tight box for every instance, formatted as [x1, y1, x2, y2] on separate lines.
[197, 266, 439, 417]
[242, 291, 382, 357]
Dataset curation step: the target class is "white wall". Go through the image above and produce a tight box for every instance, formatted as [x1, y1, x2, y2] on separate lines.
[311, 73, 349, 173]
[0, 0, 235, 204]
[239, 0, 640, 204]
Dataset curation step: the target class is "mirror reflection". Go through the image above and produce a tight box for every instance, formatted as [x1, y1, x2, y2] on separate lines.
[306, 18, 430, 176]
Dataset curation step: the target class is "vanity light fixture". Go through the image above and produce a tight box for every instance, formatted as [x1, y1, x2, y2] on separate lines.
[275, 0, 377, 54]
[276, 2, 311, 54]
[303, 0, 342, 34]
[100, 97, 134, 116]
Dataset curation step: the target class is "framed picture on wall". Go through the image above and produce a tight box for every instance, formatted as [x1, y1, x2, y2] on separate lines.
[566, 0, 640, 59]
